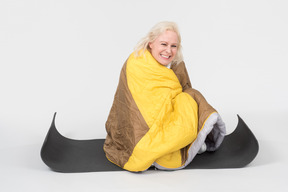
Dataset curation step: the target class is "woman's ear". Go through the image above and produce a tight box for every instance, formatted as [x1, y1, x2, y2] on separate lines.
[148, 42, 152, 49]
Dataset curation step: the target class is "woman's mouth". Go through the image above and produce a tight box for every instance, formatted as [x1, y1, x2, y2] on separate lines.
[160, 54, 171, 59]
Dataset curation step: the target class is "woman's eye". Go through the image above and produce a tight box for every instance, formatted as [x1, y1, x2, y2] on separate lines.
[161, 43, 167, 46]
[172, 45, 177, 48]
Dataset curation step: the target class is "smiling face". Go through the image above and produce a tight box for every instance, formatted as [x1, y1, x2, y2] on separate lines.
[148, 30, 179, 66]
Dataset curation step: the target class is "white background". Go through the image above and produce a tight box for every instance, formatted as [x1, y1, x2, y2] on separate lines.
[0, 0, 287, 191]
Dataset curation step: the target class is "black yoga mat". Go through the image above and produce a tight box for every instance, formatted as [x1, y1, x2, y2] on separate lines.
[41, 113, 259, 172]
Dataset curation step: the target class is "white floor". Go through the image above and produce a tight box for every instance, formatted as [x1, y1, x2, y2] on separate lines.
[1, 113, 287, 192]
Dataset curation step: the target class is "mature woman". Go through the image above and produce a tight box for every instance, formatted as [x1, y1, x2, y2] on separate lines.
[103, 21, 226, 172]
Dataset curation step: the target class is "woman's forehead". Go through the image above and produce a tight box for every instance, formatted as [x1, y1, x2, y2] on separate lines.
[156, 30, 179, 44]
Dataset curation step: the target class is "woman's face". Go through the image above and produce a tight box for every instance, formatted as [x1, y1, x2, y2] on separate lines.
[149, 30, 179, 66]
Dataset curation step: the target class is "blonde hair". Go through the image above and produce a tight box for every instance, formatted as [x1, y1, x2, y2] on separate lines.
[134, 21, 183, 64]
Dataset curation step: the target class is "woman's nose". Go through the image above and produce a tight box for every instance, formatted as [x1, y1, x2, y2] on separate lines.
[165, 46, 172, 53]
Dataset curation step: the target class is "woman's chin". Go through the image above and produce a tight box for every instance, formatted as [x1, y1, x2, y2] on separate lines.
[158, 60, 171, 66]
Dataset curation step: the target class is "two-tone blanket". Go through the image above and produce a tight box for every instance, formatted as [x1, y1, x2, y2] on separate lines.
[104, 50, 226, 172]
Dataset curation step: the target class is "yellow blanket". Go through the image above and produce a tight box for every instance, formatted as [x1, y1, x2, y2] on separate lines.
[104, 50, 226, 172]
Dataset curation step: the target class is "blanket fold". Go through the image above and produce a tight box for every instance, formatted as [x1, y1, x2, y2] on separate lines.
[104, 50, 226, 172]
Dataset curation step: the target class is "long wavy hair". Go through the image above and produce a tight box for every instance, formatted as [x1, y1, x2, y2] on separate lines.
[134, 21, 183, 64]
